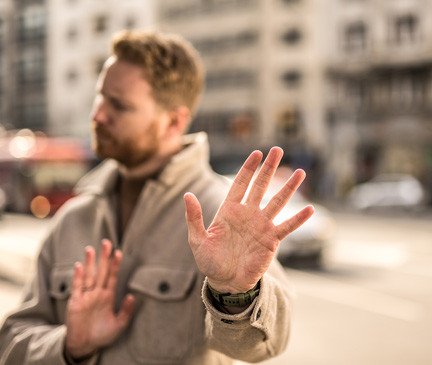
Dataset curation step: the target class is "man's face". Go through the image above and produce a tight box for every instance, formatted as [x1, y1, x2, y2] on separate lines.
[90, 57, 169, 167]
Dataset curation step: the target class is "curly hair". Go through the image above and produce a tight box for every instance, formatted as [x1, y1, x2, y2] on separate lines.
[111, 30, 204, 117]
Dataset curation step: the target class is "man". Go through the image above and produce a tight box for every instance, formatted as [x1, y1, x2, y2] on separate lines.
[0, 30, 314, 364]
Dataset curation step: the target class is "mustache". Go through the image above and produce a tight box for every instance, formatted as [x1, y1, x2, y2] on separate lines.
[93, 124, 113, 140]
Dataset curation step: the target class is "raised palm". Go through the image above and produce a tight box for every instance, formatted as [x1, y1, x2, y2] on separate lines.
[184, 147, 314, 294]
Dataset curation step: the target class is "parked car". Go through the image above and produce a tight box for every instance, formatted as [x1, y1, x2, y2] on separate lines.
[261, 190, 335, 268]
[225, 167, 335, 268]
[348, 174, 428, 211]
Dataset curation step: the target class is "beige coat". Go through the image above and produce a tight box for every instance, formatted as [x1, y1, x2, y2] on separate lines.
[0, 133, 294, 365]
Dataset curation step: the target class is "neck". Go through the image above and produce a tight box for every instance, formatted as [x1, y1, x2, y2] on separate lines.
[119, 136, 183, 180]
[116, 140, 183, 237]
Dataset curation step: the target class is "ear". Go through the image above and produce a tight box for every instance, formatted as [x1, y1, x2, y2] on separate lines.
[166, 106, 191, 136]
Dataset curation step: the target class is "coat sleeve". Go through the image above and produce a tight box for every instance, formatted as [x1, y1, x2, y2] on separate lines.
[0, 233, 98, 365]
[202, 259, 295, 363]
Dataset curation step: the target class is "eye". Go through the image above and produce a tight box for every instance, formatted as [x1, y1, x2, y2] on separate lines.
[111, 99, 128, 111]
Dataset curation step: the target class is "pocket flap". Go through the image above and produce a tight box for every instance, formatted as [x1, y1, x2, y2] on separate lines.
[49, 266, 74, 300]
[128, 266, 197, 301]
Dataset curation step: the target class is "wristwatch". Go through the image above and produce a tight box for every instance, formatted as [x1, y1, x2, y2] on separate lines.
[207, 282, 260, 307]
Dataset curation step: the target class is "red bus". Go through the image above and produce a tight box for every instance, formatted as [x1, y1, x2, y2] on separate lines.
[0, 129, 96, 218]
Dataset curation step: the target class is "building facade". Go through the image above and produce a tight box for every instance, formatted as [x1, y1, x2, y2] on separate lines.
[326, 0, 432, 198]
[157, 0, 329, 174]
[48, 0, 156, 138]
[158, 0, 432, 198]
[0, 0, 155, 138]
[0, 0, 47, 132]
[2, 0, 431, 200]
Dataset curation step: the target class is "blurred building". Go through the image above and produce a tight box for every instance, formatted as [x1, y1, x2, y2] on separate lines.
[0, 0, 47, 132]
[2, 0, 431, 200]
[158, 0, 432, 199]
[0, 0, 155, 138]
[157, 0, 330, 174]
[326, 0, 432, 198]
[48, 0, 155, 138]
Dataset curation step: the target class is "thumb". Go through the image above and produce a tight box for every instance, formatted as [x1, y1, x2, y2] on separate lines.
[184, 192, 207, 247]
[116, 294, 135, 331]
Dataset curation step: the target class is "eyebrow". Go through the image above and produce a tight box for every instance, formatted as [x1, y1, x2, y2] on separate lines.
[100, 88, 135, 108]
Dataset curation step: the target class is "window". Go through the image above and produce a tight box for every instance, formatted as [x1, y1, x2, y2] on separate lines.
[346, 79, 366, 108]
[344, 22, 367, 53]
[17, 47, 45, 84]
[162, 0, 259, 20]
[393, 14, 419, 45]
[206, 70, 256, 89]
[191, 109, 257, 139]
[66, 26, 78, 41]
[277, 107, 301, 137]
[282, 28, 302, 45]
[16, 101, 46, 129]
[282, 70, 302, 87]
[192, 31, 258, 54]
[66, 68, 78, 83]
[281, 0, 301, 5]
[228, 112, 255, 141]
[17, 5, 46, 41]
[93, 15, 107, 34]
[390, 72, 425, 109]
[124, 16, 136, 29]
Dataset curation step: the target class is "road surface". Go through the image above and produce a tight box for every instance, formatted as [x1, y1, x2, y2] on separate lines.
[0, 210, 431, 364]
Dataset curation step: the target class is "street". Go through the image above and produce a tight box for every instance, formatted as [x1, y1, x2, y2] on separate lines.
[0, 210, 431, 364]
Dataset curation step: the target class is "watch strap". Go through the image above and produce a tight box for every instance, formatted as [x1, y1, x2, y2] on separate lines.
[207, 282, 260, 307]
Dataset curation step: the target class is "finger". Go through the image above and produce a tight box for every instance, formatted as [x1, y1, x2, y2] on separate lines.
[95, 239, 113, 288]
[263, 169, 306, 219]
[83, 246, 95, 289]
[275, 205, 315, 240]
[71, 262, 84, 299]
[116, 294, 135, 331]
[245, 147, 283, 206]
[184, 193, 207, 247]
[105, 249, 122, 292]
[224, 150, 263, 203]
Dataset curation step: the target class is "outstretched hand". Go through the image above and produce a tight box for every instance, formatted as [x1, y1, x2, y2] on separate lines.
[184, 147, 314, 294]
[65, 240, 135, 360]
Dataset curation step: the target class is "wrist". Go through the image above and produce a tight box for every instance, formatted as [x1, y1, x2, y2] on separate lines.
[64, 343, 96, 364]
[207, 281, 260, 308]
[207, 280, 257, 294]
[64, 346, 95, 365]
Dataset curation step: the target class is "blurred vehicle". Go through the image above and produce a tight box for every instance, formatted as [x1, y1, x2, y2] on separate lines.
[348, 174, 428, 211]
[225, 166, 336, 268]
[261, 190, 335, 268]
[0, 186, 6, 216]
[0, 129, 96, 218]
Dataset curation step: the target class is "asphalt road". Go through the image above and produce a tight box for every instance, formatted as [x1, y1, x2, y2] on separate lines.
[239, 210, 432, 365]
[0, 210, 431, 364]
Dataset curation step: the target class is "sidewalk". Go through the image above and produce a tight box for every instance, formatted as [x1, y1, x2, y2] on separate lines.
[0, 213, 50, 284]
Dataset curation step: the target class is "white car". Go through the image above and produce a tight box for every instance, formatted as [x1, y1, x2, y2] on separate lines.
[348, 174, 428, 211]
[261, 190, 335, 267]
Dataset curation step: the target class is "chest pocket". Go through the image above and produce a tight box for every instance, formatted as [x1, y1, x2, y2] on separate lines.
[49, 266, 74, 323]
[127, 265, 200, 363]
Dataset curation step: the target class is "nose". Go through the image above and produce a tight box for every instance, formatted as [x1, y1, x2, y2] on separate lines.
[91, 95, 109, 125]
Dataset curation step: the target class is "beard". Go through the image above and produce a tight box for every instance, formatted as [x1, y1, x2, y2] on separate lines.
[91, 122, 160, 168]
